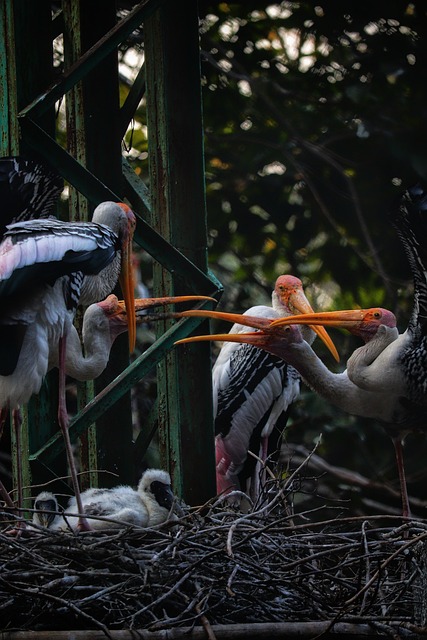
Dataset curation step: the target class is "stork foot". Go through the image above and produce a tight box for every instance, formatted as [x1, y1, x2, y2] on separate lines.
[77, 516, 92, 532]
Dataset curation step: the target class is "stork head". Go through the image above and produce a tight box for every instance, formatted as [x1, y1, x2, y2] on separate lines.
[137, 468, 177, 525]
[174, 320, 305, 362]
[92, 293, 218, 346]
[269, 307, 397, 344]
[33, 491, 60, 529]
[91, 201, 137, 353]
[170, 304, 339, 361]
[270, 274, 339, 360]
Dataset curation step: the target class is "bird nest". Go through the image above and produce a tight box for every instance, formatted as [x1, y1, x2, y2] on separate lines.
[1, 474, 427, 639]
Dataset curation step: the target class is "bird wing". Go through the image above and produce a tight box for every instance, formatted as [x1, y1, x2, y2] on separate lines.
[212, 304, 301, 486]
[390, 185, 427, 336]
[214, 341, 299, 453]
[0, 219, 118, 298]
[0, 156, 63, 237]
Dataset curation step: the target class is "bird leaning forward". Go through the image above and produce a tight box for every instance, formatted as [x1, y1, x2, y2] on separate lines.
[172, 275, 338, 505]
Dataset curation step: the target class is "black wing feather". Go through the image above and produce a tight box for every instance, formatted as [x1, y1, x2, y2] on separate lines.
[389, 185, 427, 335]
[0, 155, 63, 237]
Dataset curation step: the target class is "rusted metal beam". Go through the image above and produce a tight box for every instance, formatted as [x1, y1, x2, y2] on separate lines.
[19, 0, 165, 121]
[144, 1, 216, 503]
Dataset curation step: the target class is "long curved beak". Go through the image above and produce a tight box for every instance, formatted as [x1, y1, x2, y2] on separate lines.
[118, 209, 137, 353]
[286, 288, 339, 361]
[133, 295, 217, 310]
[169, 309, 274, 331]
[114, 295, 217, 316]
[175, 331, 270, 347]
[173, 308, 339, 361]
[270, 309, 368, 329]
[109, 296, 218, 333]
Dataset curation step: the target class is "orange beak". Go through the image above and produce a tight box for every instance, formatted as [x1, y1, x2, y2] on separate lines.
[175, 329, 273, 347]
[118, 205, 137, 353]
[269, 309, 370, 330]
[284, 287, 339, 361]
[173, 308, 339, 361]
[114, 295, 217, 315]
[109, 295, 217, 335]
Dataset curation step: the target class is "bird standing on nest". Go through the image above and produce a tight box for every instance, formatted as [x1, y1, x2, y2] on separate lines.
[175, 275, 338, 504]
[0, 199, 137, 529]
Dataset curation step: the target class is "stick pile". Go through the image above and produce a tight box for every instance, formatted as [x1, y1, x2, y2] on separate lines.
[1, 480, 427, 638]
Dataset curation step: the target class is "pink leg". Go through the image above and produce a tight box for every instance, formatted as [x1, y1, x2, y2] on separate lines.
[12, 408, 23, 515]
[0, 478, 15, 510]
[392, 436, 411, 519]
[260, 435, 269, 463]
[250, 435, 269, 503]
[0, 407, 7, 441]
[215, 436, 236, 495]
[0, 407, 15, 508]
[58, 335, 91, 531]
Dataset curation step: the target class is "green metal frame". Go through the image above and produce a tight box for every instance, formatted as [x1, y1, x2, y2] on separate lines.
[0, 0, 221, 505]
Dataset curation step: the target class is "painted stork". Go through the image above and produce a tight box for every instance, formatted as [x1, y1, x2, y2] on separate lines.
[64, 468, 177, 531]
[260, 185, 427, 516]
[0, 200, 137, 529]
[0, 155, 63, 512]
[0, 285, 213, 523]
[174, 306, 427, 517]
[50, 293, 216, 381]
[174, 275, 338, 504]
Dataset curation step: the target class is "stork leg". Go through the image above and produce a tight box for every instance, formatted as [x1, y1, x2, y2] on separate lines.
[0, 408, 14, 507]
[12, 408, 23, 517]
[0, 478, 15, 510]
[0, 406, 7, 441]
[392, 436, 411, 519]
[250, 435, 269, 504]
[58, 335, 91, 532]
[0, 407, 22, 527]
[260, 435, 269, 463]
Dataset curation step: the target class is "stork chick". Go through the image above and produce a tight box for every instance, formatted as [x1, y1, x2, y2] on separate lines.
[64, 468, 177, 531]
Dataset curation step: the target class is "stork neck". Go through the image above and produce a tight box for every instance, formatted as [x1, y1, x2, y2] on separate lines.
[78, 257, 121, 306]
[284, 340, 393, 421]
[346, 328, 405, 394]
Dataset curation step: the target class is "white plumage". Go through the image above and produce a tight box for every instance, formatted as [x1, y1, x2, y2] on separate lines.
[213, 305, 301, 500]
[65, 485, 150, 531]
[0, 200, 137, 528]
[64, 469, 174, 530]
[31, 491, 67, 531]
[175, 275, 337, 503]
[178, 305, 425, 517]
[32, 469, 177, 532]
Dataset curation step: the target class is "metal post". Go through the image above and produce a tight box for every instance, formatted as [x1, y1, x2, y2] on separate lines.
[79, 0, 134, 488]
[145, 0, 216, 503]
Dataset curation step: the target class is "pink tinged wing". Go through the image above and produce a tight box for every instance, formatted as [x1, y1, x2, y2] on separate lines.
[0, 231, 101, 282]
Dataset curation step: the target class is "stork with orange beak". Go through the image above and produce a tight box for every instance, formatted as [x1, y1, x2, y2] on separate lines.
[174, 275, 338, 504]
[0, 201, 139, 529]
[173, 304, 424, 518]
